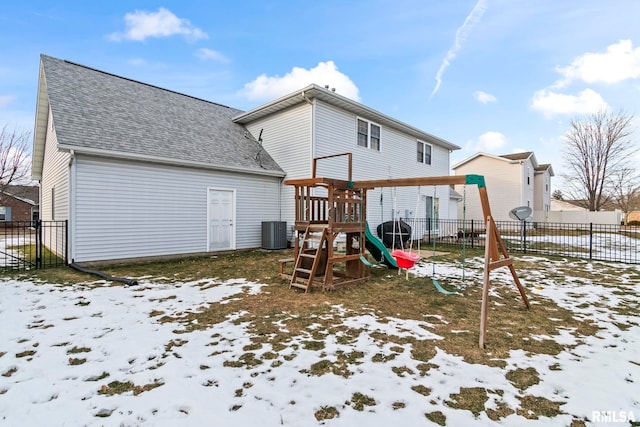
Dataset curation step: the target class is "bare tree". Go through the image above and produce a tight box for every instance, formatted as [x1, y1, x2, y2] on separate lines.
[0, 125, 31, 202]
[561, 110, 637, 211]
[611, 166, 640, 225]
[551, 189, 564, 200]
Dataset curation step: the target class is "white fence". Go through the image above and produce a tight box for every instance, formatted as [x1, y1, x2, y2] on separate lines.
[533, 209, 622, 226]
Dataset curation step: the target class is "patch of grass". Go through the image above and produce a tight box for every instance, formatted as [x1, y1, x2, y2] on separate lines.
[68, 357, 86, 365]
[486, 400, 515, 421]
[2, 367, 17, 377]
[371, 352, 396, 363]
[86, 372, 109, 382]
[425, 410, 446, 426]
[314, 406, 339, 421]
[350, 392, 376, 411]
[164, 339, 188, 353]
[411, 384, 431, 397]
[516, 395, 564, 419]
[392, 401, 405, 410]
[446, 387, 489, 417]
[67, 346, 91, 354]
[506, 367, 540, 390]
[223, 352, 263, 369]
[302, 340, 325, 351]
[392, 366, 414, 377]
[16, 350, 36, 358]
[98, 379, 163, 396]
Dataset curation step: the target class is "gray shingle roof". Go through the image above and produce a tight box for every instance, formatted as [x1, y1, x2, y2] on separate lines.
[41, 55, 283, 176]
[499, 152, 533, 161]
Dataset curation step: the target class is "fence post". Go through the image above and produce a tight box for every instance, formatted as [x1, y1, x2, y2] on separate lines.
[427, 217, 432, 245]
[589, 223, 593, 260]
[65, 220, 69, 265]
[523, 220, 527, 254]
[471, 219, 475, 249]
[36, 220, 42, 269]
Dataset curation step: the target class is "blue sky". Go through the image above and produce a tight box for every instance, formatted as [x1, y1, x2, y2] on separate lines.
[2, 1, 640, 186]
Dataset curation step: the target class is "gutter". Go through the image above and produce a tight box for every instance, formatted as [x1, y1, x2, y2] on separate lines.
[57, 145, 286, 178]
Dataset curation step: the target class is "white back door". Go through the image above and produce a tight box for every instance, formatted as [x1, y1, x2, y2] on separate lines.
[208, 188, 235, 251]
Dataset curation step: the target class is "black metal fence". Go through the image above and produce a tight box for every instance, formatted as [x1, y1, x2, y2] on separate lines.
[0, 220, 68, 270]
[405, 218, 640, 264]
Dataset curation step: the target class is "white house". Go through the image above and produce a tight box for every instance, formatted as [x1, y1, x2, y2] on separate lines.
[32, 55, 460, 263]
[452, 152, 553, 222]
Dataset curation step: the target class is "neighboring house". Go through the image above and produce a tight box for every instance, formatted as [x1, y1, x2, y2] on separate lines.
[32, 55, 459, 263]
[452, 152, 553, 222]
[0, 186, 39, 222]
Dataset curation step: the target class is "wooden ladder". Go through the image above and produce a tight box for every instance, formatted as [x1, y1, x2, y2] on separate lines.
[290, 225, 327, 293]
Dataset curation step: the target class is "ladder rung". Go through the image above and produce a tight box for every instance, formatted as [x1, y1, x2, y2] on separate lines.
[295, 268, 312, 274]
[300, 253, 316, 258]
[290, 282, 308, 290]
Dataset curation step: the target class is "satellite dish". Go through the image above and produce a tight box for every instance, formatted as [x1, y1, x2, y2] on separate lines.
[509, 206, 532, 221]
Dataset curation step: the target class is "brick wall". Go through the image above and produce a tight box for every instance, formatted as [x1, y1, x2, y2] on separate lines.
[0, 196, 35, 221]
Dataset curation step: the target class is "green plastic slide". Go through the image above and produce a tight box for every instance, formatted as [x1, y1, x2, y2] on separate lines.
[364, 221, 398, 269]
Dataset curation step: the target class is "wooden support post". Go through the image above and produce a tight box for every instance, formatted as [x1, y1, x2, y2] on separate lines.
[479, 216, 493, 349]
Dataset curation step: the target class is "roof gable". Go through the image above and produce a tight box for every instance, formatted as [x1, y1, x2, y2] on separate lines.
[453, 151, 540, 170]
[233, 84, 460, 151]
[33, 55, 284, 178]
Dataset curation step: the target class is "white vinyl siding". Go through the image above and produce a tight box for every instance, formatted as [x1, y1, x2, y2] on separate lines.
[314, 101, 452, 233]
[39, 109, 70, 257]
[40, 108, 70, 222]
[243, 102, 312, 236]
[73, 155, 281, 262]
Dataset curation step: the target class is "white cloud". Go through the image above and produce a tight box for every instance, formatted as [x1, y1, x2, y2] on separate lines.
[431, 0, 488, 97]
[0, 95, 15, 108]
[531, 88, 609, 118]
[555, 39, 640, 88]
[109, 8, 208, 42]
[240, 61, 360, 102]
[473, 90, 496, 104]
[465, 131, 507, 152]
[195, 48, 229, 63]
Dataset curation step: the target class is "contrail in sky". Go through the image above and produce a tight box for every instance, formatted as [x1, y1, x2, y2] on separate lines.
[431, 0, 488, 98]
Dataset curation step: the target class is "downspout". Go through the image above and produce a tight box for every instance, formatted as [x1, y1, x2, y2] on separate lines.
[278, 176, 284, 221]
[68, 149, 75, 263]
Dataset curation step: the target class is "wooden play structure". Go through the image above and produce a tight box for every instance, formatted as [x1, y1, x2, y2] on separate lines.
[281, 153, 530, 347]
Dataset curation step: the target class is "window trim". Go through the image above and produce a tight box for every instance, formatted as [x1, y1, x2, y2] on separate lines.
[356, 117, 381, 151]
[417, 140, 432, 165]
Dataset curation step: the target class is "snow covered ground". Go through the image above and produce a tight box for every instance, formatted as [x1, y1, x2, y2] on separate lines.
[1, 257, 639, 426]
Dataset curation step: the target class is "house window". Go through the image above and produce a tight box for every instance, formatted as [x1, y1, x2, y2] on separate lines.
[356, 118, 381, 151]
[417, 141, 432, 165]
[0, 207, 9, 221]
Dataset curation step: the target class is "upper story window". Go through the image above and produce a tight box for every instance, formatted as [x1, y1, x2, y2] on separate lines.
[417, 141, 432, 165]
[357, 118, 381, 151]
